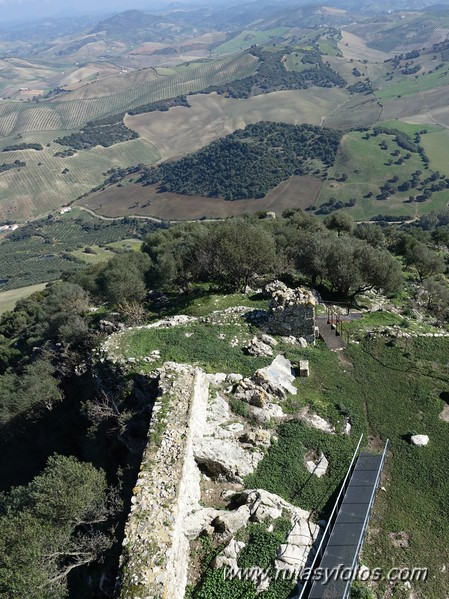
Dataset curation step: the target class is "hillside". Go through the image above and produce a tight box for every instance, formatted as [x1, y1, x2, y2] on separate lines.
[138, 122, 341, 199]
[2, 214, 449, 598]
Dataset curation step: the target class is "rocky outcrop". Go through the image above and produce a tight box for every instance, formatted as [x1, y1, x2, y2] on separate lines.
[193, 393, 264, 482]
[299, 407, 335, 434]
[234, 355, 297, 409]
[275, 517, 320, 572]
[214, 539, 246, 569]
[246, 336, 273, 357]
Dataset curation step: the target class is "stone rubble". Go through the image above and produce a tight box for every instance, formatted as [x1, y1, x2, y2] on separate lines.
[246, 336, 274, 357]
[234, 355, 297, 410]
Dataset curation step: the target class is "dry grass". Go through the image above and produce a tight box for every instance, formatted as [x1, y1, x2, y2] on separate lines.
[125, 89, 348, 161]
[78, 175, 322, 220]
[338, 30, 392, 62]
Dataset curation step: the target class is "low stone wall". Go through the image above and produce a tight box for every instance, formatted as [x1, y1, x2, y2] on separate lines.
[118, 363, 209, 599]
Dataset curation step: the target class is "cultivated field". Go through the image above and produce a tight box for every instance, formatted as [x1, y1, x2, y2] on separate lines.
[380, 84, 449, 122]
[0, 138, 161, 221]
[0, 53, 259, 137]
[212, 28, 290, 55]
[377, 67, 449, 101]
[78, 175, 322, 220]
[338, 30, 391, 62]
[125, 89, 349, 161]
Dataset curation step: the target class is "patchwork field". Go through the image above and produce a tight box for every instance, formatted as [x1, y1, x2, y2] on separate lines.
[212, 28, 291, 55]
[377, 67, 449, 101]
[0, 53, 259, 137]
[0, 209, 159, 290]
[78, 175, 322, 220]
[125, 89, 349, 161]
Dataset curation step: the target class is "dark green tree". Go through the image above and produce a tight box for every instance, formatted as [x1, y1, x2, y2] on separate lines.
[324, 212, 355, 236]
[0, 455, 113, 599]
[197, 221, 277, 291]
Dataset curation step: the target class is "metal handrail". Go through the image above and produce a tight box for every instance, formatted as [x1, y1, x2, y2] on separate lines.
[341, 439, 390, 599]
[295, 434, 364, 599]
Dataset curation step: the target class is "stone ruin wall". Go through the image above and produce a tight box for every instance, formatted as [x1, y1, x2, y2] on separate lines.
[265, 281, 316, 344]
[118, 363, 209, 599]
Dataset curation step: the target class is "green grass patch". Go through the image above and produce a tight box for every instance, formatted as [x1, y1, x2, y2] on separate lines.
[347, 338, 449, 598]
[378, 120, 442, 136]
[376, 65, 449, 100]
[317, 128, 442, 220]
[106, 238, 142, 251]
[0, 282, 47, 314]
[318, 40, 342, 57]
[245, 420, 356, 513]
[117, 321, 271, 376]
[69, 245, 116, 264]
[420, 129, 449, 176]
[283, 52, 309, 72]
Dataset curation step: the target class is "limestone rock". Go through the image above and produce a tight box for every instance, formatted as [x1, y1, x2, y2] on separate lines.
[184, 508, 221, 540]
[411, 434, 429, 446]
[298, 337, 308, 348]
[145, 314, 197, 329]
[239, 429, 272, 449]
[226, 373, 243, 384]
[206, 372, 227, 387]
[240, 489, 310, 523]
[261, 333, 278, 347]
[194, 437, 263, 482]
[305, 452, 329, 478]
[247, 403, 285, 423]
[254, 355, 297, 398]
[234, 377, 271, 407]
[275, 519, 319, 571]
[281, 335, 300, 345]
[299, 407, 335, 434]
[213, 505, 251, 535]
[264, 280, 288, 297]
[298, 360, 310, 378]
[214, 539, 246, 568]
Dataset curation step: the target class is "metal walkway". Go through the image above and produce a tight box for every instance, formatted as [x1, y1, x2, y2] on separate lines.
[296, 438, 388, 599]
